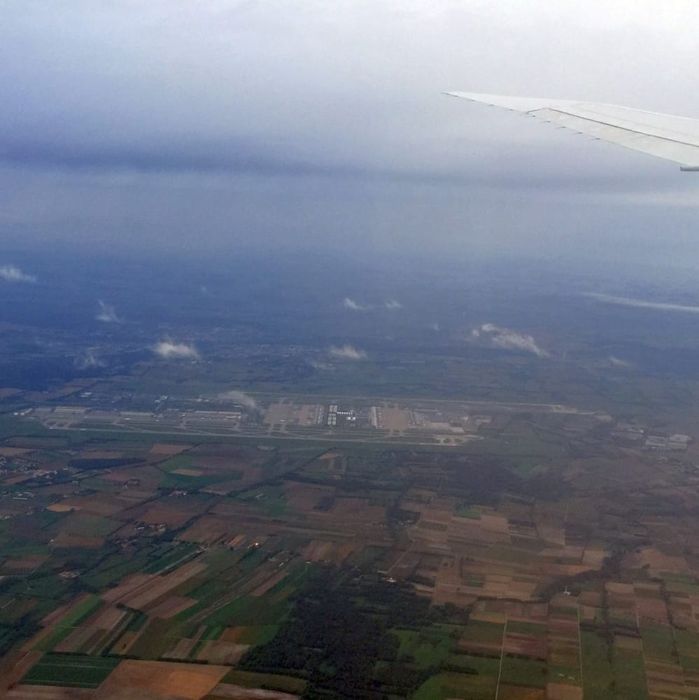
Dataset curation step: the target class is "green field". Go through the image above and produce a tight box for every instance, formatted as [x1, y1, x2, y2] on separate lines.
[413, 671, 490, 700]
[22, 653, 119, 688]
[35, 595, 103, 652]
[236, 624, 281, 645]
[393, 625, 456, 668]
[235, 483, 288, 517]
[612, 647, 648, 699]
[499, 654, 547, 688]
[676, 629, 699, 671]
[460, 619, 505, 645]
[641, 622, 676, 662]
[60, 513, 119, 537]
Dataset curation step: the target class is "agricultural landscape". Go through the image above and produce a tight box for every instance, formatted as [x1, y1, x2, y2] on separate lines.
[2, 254, 699, 699]
[1, 376, 699, 699]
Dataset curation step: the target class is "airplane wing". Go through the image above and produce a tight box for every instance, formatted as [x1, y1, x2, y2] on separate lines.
[445, 91, 699, 171]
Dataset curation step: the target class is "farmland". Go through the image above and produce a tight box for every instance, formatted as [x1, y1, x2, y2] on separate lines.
[3, 252, 699, 697]
[0, 391, 697, 699]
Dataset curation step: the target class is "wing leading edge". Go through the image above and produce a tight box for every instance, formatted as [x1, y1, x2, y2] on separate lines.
[446, 91, 699, 171]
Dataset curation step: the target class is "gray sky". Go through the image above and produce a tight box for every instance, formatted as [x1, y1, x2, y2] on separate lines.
[2, 0, 699, 266]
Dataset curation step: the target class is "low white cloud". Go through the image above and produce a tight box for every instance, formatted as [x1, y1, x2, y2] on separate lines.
[96, 300, 120, 323]
[344, 298, 403, 311]
[329, 344, 367, 360]
[585, 292, 699, 314]
[75, 349, 106, 369]
[609, 355, 633, 368]
[473, 323, 549, 358]
[308, 358, 333, 370]
[343, 297, 368, 311]
[153, 340, 200, 360]
[218, 389, 260, 412]
[0, 265, 36, 283]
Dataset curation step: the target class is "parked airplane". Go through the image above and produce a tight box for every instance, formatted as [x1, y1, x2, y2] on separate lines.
[446, 91, 699, 171]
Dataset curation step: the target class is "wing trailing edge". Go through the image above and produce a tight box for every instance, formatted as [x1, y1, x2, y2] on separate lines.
[446, 91, 699, 170]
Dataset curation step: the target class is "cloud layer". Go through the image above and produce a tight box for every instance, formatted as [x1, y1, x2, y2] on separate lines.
[2, 1, 699, 264]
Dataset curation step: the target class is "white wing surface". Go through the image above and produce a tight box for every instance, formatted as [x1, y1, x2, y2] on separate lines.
[446, 91, 699, 171]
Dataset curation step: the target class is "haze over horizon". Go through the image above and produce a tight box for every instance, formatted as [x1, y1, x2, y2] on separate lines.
[2, 0, 699, 268]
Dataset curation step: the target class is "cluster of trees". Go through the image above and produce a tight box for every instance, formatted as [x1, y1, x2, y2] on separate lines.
[240, 566, 455, 698]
